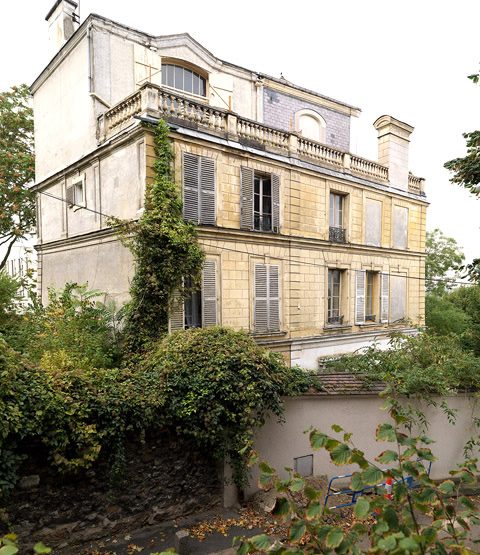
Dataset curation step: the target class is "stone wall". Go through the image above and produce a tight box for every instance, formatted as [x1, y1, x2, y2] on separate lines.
[1, 431, 222, 552]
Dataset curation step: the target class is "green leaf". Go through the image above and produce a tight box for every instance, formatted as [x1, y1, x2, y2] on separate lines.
[291, 476, 306, 492]
[331, 443, 352, 465]
[460, 470, 476, 484]
[325, 438, 340, 451]
[376, 423, 395, 441]
[383, 506, 399, 530]
[459, 496, 476, 511]
[259, 461, 275, 474]
[235, 541, 250, 555]
[304, 486, 319, 500]
[399, 537, 419, 551]
[272, 497, 290, 518]
[306, 500, 322, 520]
[362, 465, 383, 486]
[325, 527, 344, 548]
[416, 448, 436, 462]
[351, 472, 364, 491]
[289, 520, 306, 542]
[259, 472, 274, 489]
[249, 534, 271, 550]
[352, 522, 368, 534]
[0, 547, 18, 555]
[377, 536, 397, 551]
[376, 450, 398, 464]
[354, 496, 370, 519]
[247, 452, 259, 467]
[331, 424, 343, 433]
[33, 544, 51, 555]
[438, 480, 456, 494]
[310, 430, 328, 450]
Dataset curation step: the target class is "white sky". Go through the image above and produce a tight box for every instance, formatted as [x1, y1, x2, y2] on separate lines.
[1, 0, 479, 262]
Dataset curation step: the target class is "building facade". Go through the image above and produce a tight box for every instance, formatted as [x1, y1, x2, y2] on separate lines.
[31, 5, 427, 369]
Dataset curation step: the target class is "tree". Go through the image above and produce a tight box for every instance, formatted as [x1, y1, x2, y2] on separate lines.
[0, 84, 35, 271]
[425, 228, 464, 295]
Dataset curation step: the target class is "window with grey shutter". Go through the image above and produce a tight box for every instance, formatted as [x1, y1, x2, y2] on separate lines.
[202, 260, 217, 327]
[355, 270, 366, 324]
[272, 174, 280, 233]
[241, 166, 254, 230]
[254, 263, 280, 333]
[183, 153, 216, 225]
[380, 272, 389, 323]
[200, 157, 216, 225]
[183, 152, 199, 222]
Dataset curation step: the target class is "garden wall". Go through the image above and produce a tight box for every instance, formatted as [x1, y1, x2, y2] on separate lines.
[2, 430, 222, 551]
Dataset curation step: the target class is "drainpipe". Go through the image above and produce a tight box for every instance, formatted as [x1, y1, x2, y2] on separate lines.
[87, 23, 92, 93]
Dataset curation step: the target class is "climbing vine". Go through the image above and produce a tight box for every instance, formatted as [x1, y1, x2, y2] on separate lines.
[120, 120, 205, 350]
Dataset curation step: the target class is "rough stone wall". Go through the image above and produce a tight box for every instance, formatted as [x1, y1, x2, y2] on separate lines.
[263, 88, 351, 151]
[1, 431, 222, 552]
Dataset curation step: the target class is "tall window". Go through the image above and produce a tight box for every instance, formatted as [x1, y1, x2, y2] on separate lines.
[327, 269, 343, 325]
[254, 175, 272, 231]
[366, 271, 375, 321]
[254, 264, 280, 333]
[162, 63, 207, 97]
[355, 270, 389, 324]
[329, 193, 346, 242]
[182, 152, 216, 225]
[240, 167, 280, 233]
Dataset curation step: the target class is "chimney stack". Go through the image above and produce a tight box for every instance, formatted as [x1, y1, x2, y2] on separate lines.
[373, 115, 414, 192]
[46, 0, 79, 56]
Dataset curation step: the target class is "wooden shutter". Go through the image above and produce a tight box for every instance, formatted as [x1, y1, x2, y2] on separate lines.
[268, 264, 280, 331]
[272, 174, 280, 233]
[254, 263, 268, 332]
[183, 152, 199, 222]
[355, 270, 366, 324]
[240, 166, 254, 230]
[380, 272, 389, 323]
[200, 157, 216, 225]
[169, 290, 185, 331]
[66, 185, 74, 206]
[202, 260, 217, 327]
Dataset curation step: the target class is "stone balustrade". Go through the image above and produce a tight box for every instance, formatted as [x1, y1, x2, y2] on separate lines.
[100, 83, 426, 194]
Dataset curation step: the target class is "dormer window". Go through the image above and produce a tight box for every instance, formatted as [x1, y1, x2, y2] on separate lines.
[161, 63, 207, 98]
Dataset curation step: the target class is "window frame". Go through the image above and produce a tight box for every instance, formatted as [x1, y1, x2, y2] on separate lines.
[66, 174, 86, 209]
[327, 269, 344, 326]
[161, 61, 208, 100]
[329, 192, 346, 243]
[241, 166, 280, 233]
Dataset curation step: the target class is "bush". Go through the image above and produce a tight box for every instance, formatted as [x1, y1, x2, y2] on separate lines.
[139, 326, 314, 487]
[425, 294, 471, 337]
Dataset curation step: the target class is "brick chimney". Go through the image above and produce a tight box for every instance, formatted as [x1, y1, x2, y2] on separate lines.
[373, 115, 414, 192]
[46, 0, 79, 56]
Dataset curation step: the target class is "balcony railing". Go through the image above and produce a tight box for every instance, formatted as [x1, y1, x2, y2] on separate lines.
[329, 226, 346, 243]
[328, 315, 344, 326]
[99, 83, 424, 194]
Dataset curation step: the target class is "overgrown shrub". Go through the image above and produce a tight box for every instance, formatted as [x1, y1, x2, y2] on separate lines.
[329, 332, 480, 397]
[139, 327, 315, 487]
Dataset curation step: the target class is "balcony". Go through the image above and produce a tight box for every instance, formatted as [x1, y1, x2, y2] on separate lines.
[329, 226, 346, 243]
[98, 83, 425, 195]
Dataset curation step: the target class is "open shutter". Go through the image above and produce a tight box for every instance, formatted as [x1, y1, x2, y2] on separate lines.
[66, 185, 75, 206]
[355, 270, 366, 324]
[200, 157, 216, 225]
[268, 264, 280, 331]
[240, 166, 254, 230]
[380, 272, 389, 323]
[183, 152, 199, 222]
[272, 174, 280, 233]
[254, 264, 268, 332]
[202, 260, 217, 327]
[169, 290, 185, 331]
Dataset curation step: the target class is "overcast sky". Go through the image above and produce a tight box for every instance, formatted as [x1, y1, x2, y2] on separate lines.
[1, 0, 479, 263]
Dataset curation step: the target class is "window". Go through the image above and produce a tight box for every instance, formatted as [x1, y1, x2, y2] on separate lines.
[329, 193, 346, 242]
[241, 167, 280, 233]
[169, 260, 218, 331]
[183, 152, 216, 225]
[355, 270, 389, 324]
[162, 63, 207, 98]
[254, 264, 280, 333]
[295, 109, 326, 143]
[66, 175, 85, 208]
[327, 269, 343, 325]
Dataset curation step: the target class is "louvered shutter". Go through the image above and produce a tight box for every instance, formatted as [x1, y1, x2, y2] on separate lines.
[202, 260, 217, 327]
[169, 290, 185, 331]
[268, 264, 280, 331]
[355, 270, 366, 324]
[183, 152, 199, 222]
[240, 166, 254, 230]
[200, 157, 216, 225]
[380, 272, 389, 323]
[66, 185, 75, 206]
[272, 174, 280, 233]
[254, 264, 268, 332]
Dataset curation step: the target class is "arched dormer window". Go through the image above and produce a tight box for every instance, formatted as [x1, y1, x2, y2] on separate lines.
[161, 61, 207, 99]
[295, 109, 326, 143]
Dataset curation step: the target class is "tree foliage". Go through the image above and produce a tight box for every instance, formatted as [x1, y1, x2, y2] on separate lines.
[0, 84, 35, 270]
[425, 229, 464, 295]
[119, 120, 205, 350]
